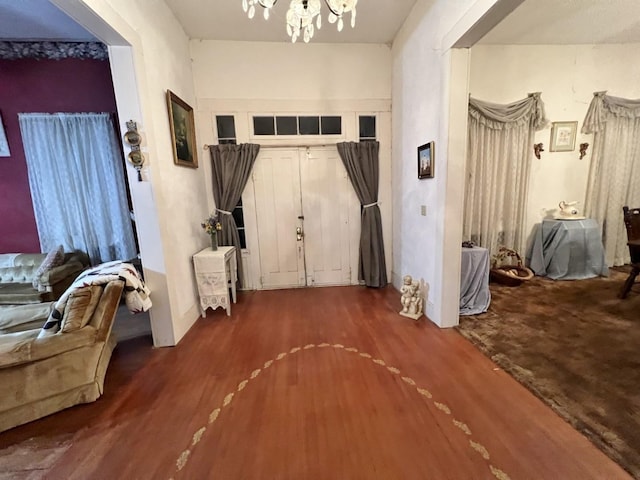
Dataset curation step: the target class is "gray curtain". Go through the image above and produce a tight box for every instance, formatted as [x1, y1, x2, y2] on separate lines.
[337, 141, 387, 287]
[209, 143, 260, 286]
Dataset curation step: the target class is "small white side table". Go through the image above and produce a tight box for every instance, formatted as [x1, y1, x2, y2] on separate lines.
[192, 246, 237, 317]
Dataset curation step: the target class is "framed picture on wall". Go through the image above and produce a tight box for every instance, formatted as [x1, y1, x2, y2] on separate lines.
[418, 141, 434, 179]
[550, 121, 578, 152]
[0, 113, 10, 157]
[166, 90, 198, 168]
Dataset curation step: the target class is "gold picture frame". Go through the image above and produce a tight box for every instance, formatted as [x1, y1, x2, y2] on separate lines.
[550, 121, 578, 152]
[166, 90, 198, 168]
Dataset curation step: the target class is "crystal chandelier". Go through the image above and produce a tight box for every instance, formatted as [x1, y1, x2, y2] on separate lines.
[241, 0, 358, 43]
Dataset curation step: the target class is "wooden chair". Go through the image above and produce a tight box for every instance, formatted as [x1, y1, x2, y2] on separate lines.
[619, 206, 640, 298]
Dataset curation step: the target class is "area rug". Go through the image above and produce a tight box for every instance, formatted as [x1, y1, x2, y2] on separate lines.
[456, 269, 640, 479]
[0, 433, 73, 480]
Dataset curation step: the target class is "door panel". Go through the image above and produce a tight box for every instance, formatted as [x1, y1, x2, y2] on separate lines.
[300, 148, 354, 286]
[253, 149, 305, 289]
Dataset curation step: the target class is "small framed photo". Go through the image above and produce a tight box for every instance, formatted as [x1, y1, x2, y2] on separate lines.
[550, 121, 578, 152]
[418, 141, 434, 179]
[0, 113, 10, 157]
[166, 90, 198, 168]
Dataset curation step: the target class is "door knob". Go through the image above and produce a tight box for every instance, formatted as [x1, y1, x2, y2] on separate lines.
[296, 226, 304, 241]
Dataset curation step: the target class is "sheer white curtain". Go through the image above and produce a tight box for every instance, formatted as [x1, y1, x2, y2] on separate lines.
[464, 93, 547, 256]
[19, 113, 136, 264]
[583, 92, 640, 266]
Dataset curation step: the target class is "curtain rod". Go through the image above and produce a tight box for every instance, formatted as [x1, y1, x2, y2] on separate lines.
[203, 143, 339, 150]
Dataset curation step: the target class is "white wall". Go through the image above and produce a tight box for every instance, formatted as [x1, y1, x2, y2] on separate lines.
[60, 0, 209, 345]
[469, 43, 640, 250]
[191, 41, 392, 101]
[190, 41, 393, 288]
[391, 0, 500, 327]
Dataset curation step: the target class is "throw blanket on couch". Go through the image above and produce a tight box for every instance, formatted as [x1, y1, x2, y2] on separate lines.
[39, 261, 151, 337]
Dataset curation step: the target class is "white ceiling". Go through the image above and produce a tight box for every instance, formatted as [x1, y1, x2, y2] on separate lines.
[163, 0, 417, 44]
[0, 0, 96, 41]
[1, 0, 640, 46]
[479, 0, 640, 45]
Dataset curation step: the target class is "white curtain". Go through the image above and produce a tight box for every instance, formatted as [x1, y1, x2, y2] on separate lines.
[464, 93, 547, 256]
[19, 113, 136, 264]
[583, 92, 640, 266]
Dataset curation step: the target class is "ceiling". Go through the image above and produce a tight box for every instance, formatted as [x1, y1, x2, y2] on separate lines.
[1, 0, 640, 46]
[0, 0, 96, 41]
[163, 0, 417, 44]
[478, 0, 640, 45]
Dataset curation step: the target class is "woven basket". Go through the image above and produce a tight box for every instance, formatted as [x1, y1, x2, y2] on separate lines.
[490, 247, 534, 287]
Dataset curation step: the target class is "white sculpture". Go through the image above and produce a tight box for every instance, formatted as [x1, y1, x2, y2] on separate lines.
[556, 200, 585, 220]
[399, 275, 423, 320]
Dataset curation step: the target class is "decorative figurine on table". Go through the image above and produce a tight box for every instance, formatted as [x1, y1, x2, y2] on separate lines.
[399, 275, 423, 320]
[555, 201, 585, 220]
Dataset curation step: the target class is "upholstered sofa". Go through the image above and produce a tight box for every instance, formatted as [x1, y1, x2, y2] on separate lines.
[0, 251, 90, 305]
[0, 280, 124, 432]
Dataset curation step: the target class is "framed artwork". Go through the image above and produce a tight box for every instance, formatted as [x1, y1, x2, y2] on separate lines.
[166, 90, 198, 168]
[550, 121, 578, 152]
[418, 141, 434, 179]
[0, 113, 10, 157]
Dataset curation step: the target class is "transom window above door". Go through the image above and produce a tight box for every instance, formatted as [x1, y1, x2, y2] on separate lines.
[252, 115, 342, 137]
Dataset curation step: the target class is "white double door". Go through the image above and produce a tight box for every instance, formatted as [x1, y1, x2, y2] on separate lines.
[253, 147, 359, 289]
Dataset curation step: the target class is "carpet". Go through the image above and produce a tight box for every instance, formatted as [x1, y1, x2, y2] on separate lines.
[456, 268, 640, 479]
[0, 434, 73, 480]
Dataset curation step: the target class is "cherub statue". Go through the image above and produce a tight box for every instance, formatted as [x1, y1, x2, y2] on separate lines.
[400, 275, 413, 314]
[400, 275, 423, 320]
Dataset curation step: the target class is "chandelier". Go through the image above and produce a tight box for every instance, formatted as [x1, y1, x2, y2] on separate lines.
[241, 0, 358, 43]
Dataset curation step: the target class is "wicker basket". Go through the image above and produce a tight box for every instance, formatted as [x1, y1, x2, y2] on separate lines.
[490, 247, 534, 287]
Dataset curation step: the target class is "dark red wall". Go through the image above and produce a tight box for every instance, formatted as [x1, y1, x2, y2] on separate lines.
[0, 58, 117, 253]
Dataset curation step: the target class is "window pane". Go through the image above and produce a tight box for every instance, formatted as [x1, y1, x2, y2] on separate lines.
[232, 205, 245, 227]
[219, 139, 237, 145]
[298, 116, 320, 135]
[253, 116, 275, 135]
[321, 116, 342, 135]
[276, 116, 298, 135]
[359, 115, 376, 139]
[216, 115, 236, 139]
[237, 228, 247, 249]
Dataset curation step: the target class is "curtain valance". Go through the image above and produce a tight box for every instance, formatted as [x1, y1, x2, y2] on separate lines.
[468, 92, 547, 131]
[582, 91, 640, 134]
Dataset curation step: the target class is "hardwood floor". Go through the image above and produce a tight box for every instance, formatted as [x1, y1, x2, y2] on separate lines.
[0, 286, 631, 479]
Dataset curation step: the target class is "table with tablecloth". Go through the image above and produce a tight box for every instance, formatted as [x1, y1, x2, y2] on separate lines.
[460, 246, 491, 315]
[527, 218, 609, 280]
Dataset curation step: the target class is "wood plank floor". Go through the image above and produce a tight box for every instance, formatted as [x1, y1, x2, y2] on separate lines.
[0, 286, 631, 479]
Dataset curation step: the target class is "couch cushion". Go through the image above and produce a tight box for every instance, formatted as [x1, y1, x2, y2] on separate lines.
[32, 246, 64, 289]
[0, 265, 39, 284]
[0, 326, 97, 368]
[0, 303, 53, 334]
[61, 285, 102, 333]
[0, 284, 43, 305]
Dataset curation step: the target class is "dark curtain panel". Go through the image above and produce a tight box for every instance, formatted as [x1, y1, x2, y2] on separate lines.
[337, 141, 388, 287]
[209, 143, 260, 286]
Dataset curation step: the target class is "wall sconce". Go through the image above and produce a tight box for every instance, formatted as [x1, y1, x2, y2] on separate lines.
[579, 142, 589, 160]
[124, 120, 144, 181]
[533, 143, 544, 159]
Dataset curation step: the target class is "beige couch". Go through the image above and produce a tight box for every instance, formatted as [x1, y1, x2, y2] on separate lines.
[0, 280, 124, 432]
[0, 251, 90, 305]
